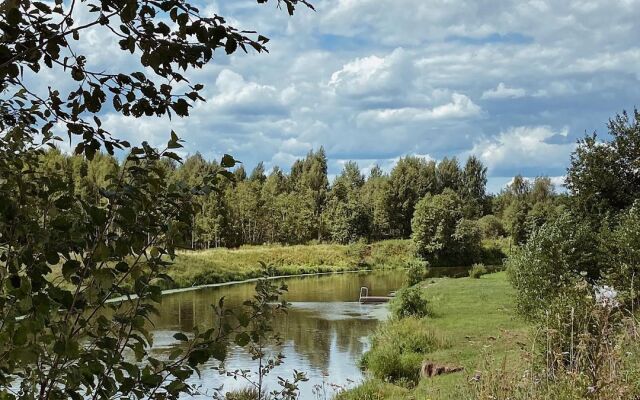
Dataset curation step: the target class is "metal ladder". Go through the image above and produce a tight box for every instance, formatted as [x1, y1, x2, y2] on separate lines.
[359, 286, 368, 303]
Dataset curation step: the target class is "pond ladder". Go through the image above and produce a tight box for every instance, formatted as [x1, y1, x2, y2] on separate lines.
[359, 286, 369, 303]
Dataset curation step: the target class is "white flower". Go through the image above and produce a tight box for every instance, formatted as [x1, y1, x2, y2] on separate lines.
[594, 285, 619, 307]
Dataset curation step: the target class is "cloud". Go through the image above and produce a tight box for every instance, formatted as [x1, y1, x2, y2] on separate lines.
[327, 48, 412, 98]
[358, 93, 481, 124]
[36, 0, 640, 183]
[210, 69, 287, 116]
[481, 82, 526, 99]
[469, 126, 576, 176]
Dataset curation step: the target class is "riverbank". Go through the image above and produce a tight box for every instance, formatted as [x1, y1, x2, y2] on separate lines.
[166, 238, 509, 289]
[167, 240, 417, 288]
[337, 271, 529, 399]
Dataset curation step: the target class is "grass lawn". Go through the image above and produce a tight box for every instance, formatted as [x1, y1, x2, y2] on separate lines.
[338, 271, 530, 400]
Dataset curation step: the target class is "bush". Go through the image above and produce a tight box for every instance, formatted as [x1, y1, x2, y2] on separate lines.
[411, 189, 463, 262]
[507, 212, 606, 320]
[477, 214, 505, 239]
[389, 286, 431, 319]
[469, 263, 488, 279]
[411, 190, 483, 266]
[363, 344, 423, 385]
[225, 388, 259, 400]
[361, 317, 447, 385]
[405, 260, 429, 286]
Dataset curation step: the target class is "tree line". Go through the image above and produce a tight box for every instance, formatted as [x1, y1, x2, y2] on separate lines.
[36, 146, 562, 255]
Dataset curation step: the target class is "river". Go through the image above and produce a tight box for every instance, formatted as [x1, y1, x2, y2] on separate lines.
[147, 270, 407, 399]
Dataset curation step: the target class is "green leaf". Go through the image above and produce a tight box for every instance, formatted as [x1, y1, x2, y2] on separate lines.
[221, 154, 239, 168]
[234, 332, 250, 347]
[225, 37, 238, 54]
[173, 332, 188, 341]
[209, 341, 227, 361]
[95, 269, 115, 289]
[13, 326, 28, 346]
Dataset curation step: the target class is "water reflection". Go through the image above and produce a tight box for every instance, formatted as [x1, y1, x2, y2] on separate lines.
[148, 270, 406, 398]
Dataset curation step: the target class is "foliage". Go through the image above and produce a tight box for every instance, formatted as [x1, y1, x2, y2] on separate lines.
[507, 212, 607, 320]
[405, 260, 429, 286]
[476, 215, 505, 239]
[468, 263, 489, 279]
[411, 189, 482, 265]
[388, 156, 437, 238]
[460, 156, 488, 219]
[469, 297, 640, 400]
[389, 286, 432, 319]
[491, 174, 561, 244]
[452, 218, 483, 265]
[27, 149, 498, 250]
[0, 0, 314, 397]
[342, 272, 530, 399]
[496, 111, 640, 400]
[566, 109, 640, 216]
[361, 317, 446, 384]
[225, 388, 260, 400]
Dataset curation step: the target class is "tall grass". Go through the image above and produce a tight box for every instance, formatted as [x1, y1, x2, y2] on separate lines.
[165, 240, 419, 288]
[360, 317, 449, 386]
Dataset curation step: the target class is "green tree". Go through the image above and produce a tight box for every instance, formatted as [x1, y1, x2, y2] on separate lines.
[324, 162, 371, 243]
[249, 162, 267, 184]
[436, 157, 462, 193]
[388, 156, 436, 237]
[566, 109, 640, 216]
[0, 0, 313, 397]
[411, 189, 478, 264]
[460, 156, 487, 218]
[362, 166, 392, 240]
[298, 148, 329, 240]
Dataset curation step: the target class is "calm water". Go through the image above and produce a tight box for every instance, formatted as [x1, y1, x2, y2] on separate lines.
[147, 270, 407, 398]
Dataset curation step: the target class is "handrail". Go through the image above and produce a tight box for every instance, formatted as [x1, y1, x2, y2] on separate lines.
[359, 286, 368, 302]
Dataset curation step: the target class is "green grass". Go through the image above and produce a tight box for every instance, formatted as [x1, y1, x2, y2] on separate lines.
[165, 238, 508, 289]
[166, 240, 419, 288]
[338, 272, 529, 400]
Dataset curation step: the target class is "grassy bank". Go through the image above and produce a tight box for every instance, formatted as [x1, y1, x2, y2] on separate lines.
[165, 238, 509, 289]
[166, 240, 419, 288]
[338, 271, 529, 399]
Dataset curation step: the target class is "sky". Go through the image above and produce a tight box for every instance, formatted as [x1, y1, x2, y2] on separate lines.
[38, 0, 640, 192]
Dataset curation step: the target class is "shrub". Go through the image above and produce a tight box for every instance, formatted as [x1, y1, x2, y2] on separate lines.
[507, 212, 606, 320]
[477, 214, 505, 239]
[469, 263, 488, 279]
[335, 379, 408, 400]
[389, 286, 432, 319]
[361, 318, 447, 385]
[225, 388, 259, 400]
[411, 190, 483, 266]
[405, 260, 429, 286]
[363, 344, 423, 385]
[411, 189, 463, 262]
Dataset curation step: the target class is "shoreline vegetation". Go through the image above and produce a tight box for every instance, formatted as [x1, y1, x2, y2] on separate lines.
[164, 238, 509, 289]
[337, 271, 529, 400]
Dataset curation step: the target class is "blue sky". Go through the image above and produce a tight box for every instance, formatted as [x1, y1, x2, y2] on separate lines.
[42, 0, 640, 192]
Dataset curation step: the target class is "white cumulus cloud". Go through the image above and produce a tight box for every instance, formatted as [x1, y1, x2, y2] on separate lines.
[358, 93, 481, 124]
[470, 126, 576, 176]
[481, 82, 526, 99]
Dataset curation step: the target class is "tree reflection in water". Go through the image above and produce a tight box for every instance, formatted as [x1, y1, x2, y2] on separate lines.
[147, 270, 406, 397]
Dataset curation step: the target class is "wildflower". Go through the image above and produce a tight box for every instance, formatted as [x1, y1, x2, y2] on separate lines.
[594, 285, 619, 307]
